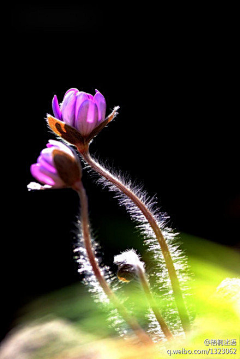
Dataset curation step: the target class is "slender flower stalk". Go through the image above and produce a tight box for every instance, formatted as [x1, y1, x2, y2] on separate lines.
[114, 250, 174, 341]
[75, 181, 154, 346]
[79, 148, 191, 333]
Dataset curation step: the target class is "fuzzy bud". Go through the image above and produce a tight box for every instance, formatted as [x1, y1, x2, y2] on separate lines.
[114, 250, 145, 283]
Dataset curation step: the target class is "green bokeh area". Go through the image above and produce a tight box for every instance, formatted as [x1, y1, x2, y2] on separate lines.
[10, 231, 240, 358]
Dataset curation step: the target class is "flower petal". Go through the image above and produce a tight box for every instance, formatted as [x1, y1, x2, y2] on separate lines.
[76, 100, 98, 135]
[52, 95, 62, 120]
[61, 91, 77, 126]
[30, 163, 64, 188]
[63, 88, 79, 98]
[47, 140, 74, 157]
[94, 90, 106, 122]
[37, 153, 57, 173]
[74, 92, 91, 126]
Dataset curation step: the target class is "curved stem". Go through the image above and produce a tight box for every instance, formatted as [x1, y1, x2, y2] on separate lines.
[75, 181, 154, 345]
[79, 149, 191, 333]
[136, 264, 174, 340]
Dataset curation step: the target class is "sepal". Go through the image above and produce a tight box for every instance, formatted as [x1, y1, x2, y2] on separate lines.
[85, 106, 120, 142]
[47, 115, 85, 147]
[47, 106, 119, 151]
[52, 149, 82, 187]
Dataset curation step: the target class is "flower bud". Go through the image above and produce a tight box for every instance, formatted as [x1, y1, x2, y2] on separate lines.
[48, 88, 119, 149]
[116, 263, 137, 282]
[53, 88, 106, 135]
[114, 250, 145, 283]
[29, 140, 82, 190]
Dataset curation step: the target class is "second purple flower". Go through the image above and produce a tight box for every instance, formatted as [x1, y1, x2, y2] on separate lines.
[52, 88, 106, 136]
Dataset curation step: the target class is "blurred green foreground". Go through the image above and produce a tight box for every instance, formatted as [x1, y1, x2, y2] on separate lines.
[1, 233, 239, 358]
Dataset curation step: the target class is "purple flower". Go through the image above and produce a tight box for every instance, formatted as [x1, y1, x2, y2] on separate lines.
[52, 88, 106, 136]
[29, 140, 81, 189]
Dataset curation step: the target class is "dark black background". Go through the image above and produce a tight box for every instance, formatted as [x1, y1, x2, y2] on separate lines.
[4, 3, 239, 341]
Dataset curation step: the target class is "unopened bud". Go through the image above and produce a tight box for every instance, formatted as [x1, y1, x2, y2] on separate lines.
[114, 250, 145, 283]
[48, 88, 119, 150]
[29, 140, 82, 190]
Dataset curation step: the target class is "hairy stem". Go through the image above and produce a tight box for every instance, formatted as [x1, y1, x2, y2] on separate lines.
[75, 181, 153, 345]
[79, 149, 191, 333]
[136, 264, 174, 340]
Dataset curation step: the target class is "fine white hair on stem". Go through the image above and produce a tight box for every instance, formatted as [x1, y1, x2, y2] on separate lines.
[147, 310, 166, 343]
[73, 219, 116, 304]
[82, 155, 193, 337]
[73, 219, 137, 337]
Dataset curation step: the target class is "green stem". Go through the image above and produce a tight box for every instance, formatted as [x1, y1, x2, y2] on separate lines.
[79, 149, 191, 333]
[74, 181, 154, 345]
